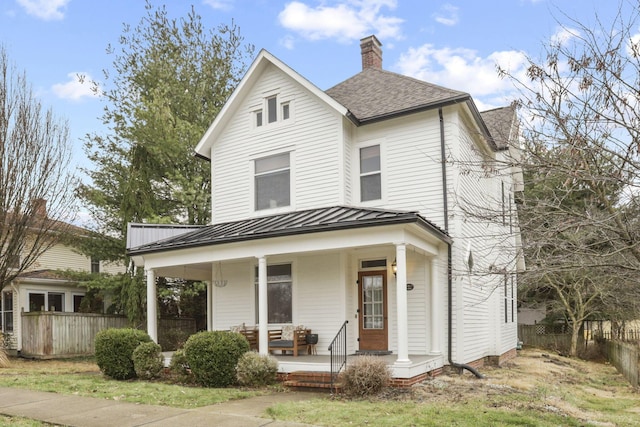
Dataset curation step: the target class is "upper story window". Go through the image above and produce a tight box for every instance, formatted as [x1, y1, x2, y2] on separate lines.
[255, 152, 290, 210]
[360, 145, 381, 202]
[254, 94, 291, 128]
[91, 257, 100, 274]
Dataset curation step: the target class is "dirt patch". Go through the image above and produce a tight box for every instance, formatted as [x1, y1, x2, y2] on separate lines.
[374, 348, 638, 425]
[0, 356, 100, 375]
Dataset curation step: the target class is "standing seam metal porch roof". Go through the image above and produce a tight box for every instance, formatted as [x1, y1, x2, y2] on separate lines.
[127, 206, 451, 256]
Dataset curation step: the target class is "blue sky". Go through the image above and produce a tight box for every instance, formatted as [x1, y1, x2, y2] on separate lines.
[0, 0, 628, 176]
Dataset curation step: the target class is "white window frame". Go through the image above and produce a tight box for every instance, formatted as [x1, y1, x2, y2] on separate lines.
[0, 291, 13, 333]
[254, 262, 294, 325]
[250, 93, 294, 130]
[72, 293, 86, 313]
[27, 291, 65, 312]
[354, 140, 385, 205]
[251, 149, 295, 214]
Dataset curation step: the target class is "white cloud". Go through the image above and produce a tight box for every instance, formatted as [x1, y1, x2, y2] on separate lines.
[202, 0, 233, 11]
[626, 32, 640, 58]
[51, 72, 99, 101]
[433, 4, 459, 26]
[550, 26, 580, 47]
[280, 35, 296, 50]
[278, 0, 403, 43]
[396, 44, 529, 109]
[17, 0, 69, 21]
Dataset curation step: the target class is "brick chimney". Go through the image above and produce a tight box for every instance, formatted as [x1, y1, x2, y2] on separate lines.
[360, 35, 382, 70]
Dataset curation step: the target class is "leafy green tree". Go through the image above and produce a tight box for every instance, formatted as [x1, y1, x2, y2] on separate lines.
[77, 2, 253, 323]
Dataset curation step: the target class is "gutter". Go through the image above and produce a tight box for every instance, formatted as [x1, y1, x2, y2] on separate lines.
[439, 107, 484, 379]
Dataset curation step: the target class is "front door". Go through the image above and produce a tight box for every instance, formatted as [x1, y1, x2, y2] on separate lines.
[358, 271, 388, 351]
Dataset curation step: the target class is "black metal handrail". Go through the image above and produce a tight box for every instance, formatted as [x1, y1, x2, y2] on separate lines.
[328, 320, 348, 393]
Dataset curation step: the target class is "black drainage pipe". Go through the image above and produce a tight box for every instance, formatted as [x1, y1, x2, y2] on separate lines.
[439, 107, 484, 379]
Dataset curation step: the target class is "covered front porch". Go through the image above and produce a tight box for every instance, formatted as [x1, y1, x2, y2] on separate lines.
[129, 207, 452, 377]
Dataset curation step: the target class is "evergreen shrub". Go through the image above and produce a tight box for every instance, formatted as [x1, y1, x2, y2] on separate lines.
[94, 328, 151, 380]
[132, 341, 164, 380]
[184, 331, 249, 387]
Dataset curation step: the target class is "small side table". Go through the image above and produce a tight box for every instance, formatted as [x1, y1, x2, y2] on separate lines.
[305, 333, 318, 355]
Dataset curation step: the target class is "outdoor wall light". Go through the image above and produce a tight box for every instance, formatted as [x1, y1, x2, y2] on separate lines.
[392, 259, 397, 276]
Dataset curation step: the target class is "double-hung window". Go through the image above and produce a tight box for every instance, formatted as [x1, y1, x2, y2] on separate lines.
[255, 152, 290, 210]
[0, 291, 13, 333]
[360, 145, 381, 201]
[91, 257, 100, 274]
[255, 264, 292, 324]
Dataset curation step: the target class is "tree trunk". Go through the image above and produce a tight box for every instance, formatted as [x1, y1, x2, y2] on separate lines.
[569, 322, 581, 357]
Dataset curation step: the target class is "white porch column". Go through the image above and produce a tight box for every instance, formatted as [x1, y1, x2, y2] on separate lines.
[257, 256, 268, 355]
[206, 281, 213, 331]
[146, 269, 157, 343]
[430, 257, 442, 354]
[395, 244, 410, 365]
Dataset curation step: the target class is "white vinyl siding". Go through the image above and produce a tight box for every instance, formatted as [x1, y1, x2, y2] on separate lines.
[25, 244, 92, 273]
[211, 64, 342, 223]
[352, 111, 446, 228]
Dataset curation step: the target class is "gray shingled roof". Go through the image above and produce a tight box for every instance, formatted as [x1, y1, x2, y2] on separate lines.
[128, 206, 450, 255]
[325, 68, 469, 123]
[480, 105, 516, 150]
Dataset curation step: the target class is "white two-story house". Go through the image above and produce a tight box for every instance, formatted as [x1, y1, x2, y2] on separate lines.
[128, 35, 523, 383]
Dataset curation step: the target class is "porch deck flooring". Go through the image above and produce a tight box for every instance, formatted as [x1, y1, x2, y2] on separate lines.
[273, 353, 441, 367]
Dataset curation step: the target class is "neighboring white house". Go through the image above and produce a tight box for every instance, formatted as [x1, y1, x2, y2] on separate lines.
[2, 204, 122, 353]
[128, 35, 524, 382]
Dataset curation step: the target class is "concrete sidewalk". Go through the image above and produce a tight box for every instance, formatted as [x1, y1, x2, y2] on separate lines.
[0, 387, 324, 426]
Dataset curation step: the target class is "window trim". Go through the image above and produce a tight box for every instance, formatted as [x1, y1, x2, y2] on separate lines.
[254, 262, 294, 325]
[27, 290, 66, 312]
[354, 140, 385, 205]
[250, 94, 294, 130]
[251, 149, 295, 214]
[91, 257, 100, 274]
[0, 290, 13, 333]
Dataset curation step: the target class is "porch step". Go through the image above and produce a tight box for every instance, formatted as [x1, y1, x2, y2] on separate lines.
[283, 371, 342, 391]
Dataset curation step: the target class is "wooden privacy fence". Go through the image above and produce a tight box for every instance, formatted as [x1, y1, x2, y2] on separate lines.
[603, 340, 639, 387]
[517, 324, 582, 354]
[21, 312, 196, 358]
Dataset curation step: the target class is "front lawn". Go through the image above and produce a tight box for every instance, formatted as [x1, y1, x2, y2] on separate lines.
[0, 348, 637, 426]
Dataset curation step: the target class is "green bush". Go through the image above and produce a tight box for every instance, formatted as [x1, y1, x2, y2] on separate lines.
[94, 328, 152, 380]
[168, 348, 190, 376]
[132, 341, 164, 380]
[184, 331, 249, 387]
[341, 355, 391, 397]
[236, 352, 278, 386]
[158, 328, 191, 352]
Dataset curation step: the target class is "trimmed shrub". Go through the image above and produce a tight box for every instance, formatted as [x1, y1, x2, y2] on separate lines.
[341, 355, 391, 397]
[184, 331, 250, 387]
[133, 341, 164, 380]
[236, 352, 278, 386]
[95, 328, 152, 380]
[168, 348, 190, 376]
[159, 328, 191, 352]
